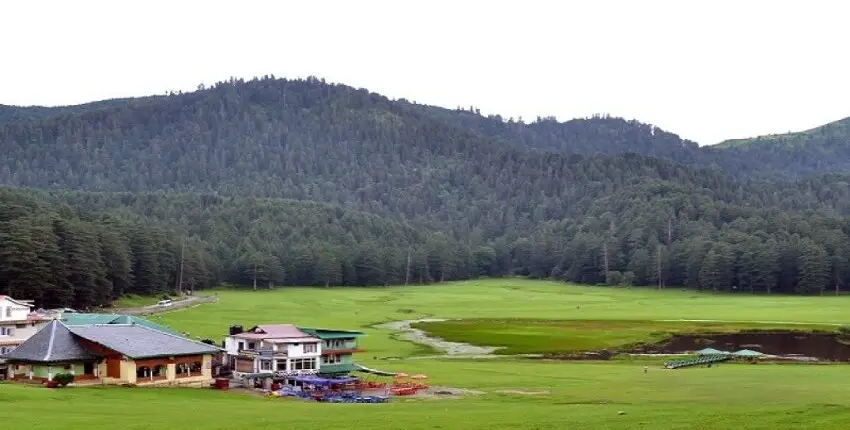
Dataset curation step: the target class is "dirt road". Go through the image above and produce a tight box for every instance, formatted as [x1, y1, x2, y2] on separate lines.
[116, 295, 218, 315]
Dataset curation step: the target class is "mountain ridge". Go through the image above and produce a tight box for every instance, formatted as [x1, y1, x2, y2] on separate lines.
[2, 75, 850, 307]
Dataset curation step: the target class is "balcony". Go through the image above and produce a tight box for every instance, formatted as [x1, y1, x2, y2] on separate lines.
[322, 341, 363, 355]
[238, 348, 287, 359]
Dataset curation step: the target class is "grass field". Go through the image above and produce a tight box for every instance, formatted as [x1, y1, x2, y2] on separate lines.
[6, 279, 850, 429]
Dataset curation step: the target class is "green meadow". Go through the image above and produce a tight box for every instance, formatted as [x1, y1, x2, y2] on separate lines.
[6, 279, 850, 429]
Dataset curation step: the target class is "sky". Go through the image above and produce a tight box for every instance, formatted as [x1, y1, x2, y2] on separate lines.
[2, 0, 849, 145]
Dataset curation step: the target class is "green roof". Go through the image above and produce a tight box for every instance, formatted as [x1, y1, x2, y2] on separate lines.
[299, 327, 365, 340]
[62, 313, 181, 336]
[695, 348, 727, 355]
[731, 349, 764, 357]
[318, 363, 360, 375]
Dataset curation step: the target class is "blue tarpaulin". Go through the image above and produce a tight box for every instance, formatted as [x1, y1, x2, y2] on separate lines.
[289, 375, 359, 386]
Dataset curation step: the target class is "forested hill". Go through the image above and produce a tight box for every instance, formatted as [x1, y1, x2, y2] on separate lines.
[2, 77, 849, 182]
[2, 76, 850, 309]
[708, 117, 850, 179]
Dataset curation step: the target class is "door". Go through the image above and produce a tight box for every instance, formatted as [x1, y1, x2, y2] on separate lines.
[83, 362, 94, 375]
[106, 358, 121, 378]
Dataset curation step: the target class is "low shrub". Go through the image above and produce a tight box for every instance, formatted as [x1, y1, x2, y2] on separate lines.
[53, 373, 75, 387]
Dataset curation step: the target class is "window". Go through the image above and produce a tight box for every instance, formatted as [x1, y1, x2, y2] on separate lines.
[153, 365, 166, 378]
[237, 341, 245, 351]
[5, 307, 10, 317]
[323, 355, 342, 364]
[0, 327, 11, 336]
[276, 361, 287, 371]
[136, 366, 152, 378]
[247, 342, 256, 350]
[15, 324, 26, 329]
[176, 363, 190, 375]
[303, 343, 317, 354]
[260, 360, 272, 371]
[331, 339, 347, 349]
[291, 358, 316, 370]
[0, 346, 6, 354]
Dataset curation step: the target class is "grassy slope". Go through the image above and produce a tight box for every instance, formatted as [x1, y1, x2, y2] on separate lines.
[7, 279, 850, 429]
[715, 116, 850, 148]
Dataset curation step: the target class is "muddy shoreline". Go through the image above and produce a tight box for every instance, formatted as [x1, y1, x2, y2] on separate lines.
[632, 330, 850, 361]
[378, 318, 850, 362]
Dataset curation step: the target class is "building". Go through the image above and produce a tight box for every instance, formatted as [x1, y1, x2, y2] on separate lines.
[2, 320, 221, 386]
[299, 328, 365, 376]
[0, 296, 51, 378]
[223, 324, 322, 378]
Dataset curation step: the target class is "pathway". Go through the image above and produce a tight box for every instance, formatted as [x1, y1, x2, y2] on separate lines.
[375, 318, 500, 356]
[115, 295, 219, 315]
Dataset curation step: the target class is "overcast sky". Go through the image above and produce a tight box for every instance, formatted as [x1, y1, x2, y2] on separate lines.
[2, 0, 849, 145]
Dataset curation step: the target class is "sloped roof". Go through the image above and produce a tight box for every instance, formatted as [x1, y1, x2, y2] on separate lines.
[695, 348, 727, 355]
[62, 313, 180, 336]
[0, 295, 34, 308]
[68, 324, 220, 359]
[1, 320, 97, 363]
[299, 327, 365, 340]
[731, 349, 764, 357]
[232, 324, 318, 342]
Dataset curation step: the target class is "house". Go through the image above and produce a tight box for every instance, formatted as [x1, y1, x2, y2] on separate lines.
[299, 328, 365, 376]
[0, 296, 51, 378]
[61, 313, 182, 336]
[2, 320, 221, 386]
[223, 324, 322, 378]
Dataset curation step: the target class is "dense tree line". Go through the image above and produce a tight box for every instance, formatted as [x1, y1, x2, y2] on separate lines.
[0, 189, 218, 309]
[1, 76, 850, 307]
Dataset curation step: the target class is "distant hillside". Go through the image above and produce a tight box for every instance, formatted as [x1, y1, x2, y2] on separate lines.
[716, 117, 850, 149]
[704, 117, 850, 179]
[2, 76, 850, 304]
[0, 97, 152, 125]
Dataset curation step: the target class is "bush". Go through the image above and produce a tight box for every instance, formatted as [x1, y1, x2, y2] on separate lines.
[53, 373, 75, 387]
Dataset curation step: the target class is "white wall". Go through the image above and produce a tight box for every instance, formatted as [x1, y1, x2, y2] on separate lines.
[285, 341, 321, 358]
[223, 336, 241, 355]
[0, 298, 43, 350]
[0, 298, 32, 323]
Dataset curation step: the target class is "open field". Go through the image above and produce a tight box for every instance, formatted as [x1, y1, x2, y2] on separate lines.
[7, 279, 850, 429]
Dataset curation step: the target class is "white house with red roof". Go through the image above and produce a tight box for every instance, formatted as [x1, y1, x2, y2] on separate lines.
[223, 324, 322, 378]
[0, 295, 51, 378]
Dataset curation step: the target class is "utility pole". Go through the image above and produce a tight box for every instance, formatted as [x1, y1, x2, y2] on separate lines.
[253, 263, 258, 291]
[176, 236, 186, 295]
[657, 244, 663, 290]
[602, 243, 610, 285]
[667, 217, 673, 245]
[405, 249, 412, 287]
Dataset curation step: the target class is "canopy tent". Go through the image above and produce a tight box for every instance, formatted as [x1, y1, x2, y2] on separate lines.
[731, 349, 764, 357]
[354, 364, 398, 377]
[695, 348, 728, 355]
[288, 374, 359, 387]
